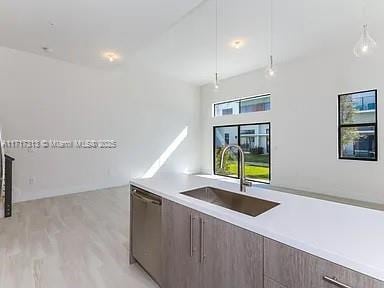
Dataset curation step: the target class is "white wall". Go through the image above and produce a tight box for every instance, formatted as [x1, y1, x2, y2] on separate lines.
[0, 46, 200, 202]
[200, 48, 384, 204]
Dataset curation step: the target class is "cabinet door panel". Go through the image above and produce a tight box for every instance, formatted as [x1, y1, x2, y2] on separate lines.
[161, 200, 201, 288]
[202, 213, 264, 288]
[264, 238, 384, 288]
[264, 277, 287, 288]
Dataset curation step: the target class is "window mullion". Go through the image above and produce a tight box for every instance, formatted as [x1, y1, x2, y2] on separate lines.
[237, 125, 240, 179]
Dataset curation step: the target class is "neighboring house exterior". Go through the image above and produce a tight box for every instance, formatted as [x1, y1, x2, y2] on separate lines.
[215, 127, 238, 147]
[240, 126, 270, 154]
[215, 124, 270, 155]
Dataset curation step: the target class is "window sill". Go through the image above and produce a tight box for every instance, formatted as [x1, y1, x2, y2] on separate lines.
[197, 174, 270, 185]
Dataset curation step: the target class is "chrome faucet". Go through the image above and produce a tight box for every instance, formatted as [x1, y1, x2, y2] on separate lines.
[220, 144, 252, 192]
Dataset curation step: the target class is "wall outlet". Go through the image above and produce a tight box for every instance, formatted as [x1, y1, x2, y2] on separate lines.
[28, 177, 36, 185]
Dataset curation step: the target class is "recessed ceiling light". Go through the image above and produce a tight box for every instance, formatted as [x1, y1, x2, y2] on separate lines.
[231, 39, 245, 49]
[103, 52, 120, 63]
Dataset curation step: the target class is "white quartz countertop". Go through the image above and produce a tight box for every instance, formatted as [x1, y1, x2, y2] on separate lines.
[130, 173, 384, 282]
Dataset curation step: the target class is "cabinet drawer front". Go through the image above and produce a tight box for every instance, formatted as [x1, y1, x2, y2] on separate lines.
[264, 238, 384, 288]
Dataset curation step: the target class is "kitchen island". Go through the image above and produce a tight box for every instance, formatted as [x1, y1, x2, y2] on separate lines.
[130, 173, 384, 287]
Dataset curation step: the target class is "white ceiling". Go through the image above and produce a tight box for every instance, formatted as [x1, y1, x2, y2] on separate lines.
[1, 0, 383, 85]
[0, 0, 204, 68]
[134, 0, 384, 85]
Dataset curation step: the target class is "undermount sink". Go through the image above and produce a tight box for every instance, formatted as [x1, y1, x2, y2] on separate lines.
[181, 186, 279, 217]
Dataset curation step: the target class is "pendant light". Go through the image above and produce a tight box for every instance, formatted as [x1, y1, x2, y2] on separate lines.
[265, 0, 276, 79]
[353, 24, 377, 57]
[214, 0, 220, 90]
[265, 55, 276, 78]
[354, 1, 377, 57]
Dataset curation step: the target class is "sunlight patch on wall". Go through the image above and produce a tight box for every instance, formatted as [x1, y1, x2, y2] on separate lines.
[142, 126, 188, 178]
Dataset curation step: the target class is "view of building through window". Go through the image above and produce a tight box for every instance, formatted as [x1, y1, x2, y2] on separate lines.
[214, 123, 270, 183]
[214, 95, 270, 117]
[339, 90, 377, 161]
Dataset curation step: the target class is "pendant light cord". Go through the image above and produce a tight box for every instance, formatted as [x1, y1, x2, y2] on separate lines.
[269, 0, 273, 61]
[362, 0, 367, 22]
[215, 0, 218, 76]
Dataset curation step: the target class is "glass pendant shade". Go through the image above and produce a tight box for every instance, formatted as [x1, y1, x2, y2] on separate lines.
[265, 55, 276, 79]
[353, 24, 377, 57]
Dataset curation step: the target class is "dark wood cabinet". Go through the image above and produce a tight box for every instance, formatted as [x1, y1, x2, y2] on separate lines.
[202, 212, 263, 288]
[161, 199, 202, 288]
[264, 238, 384, 288]
[264, 277, 287, 288]
[161, 199, 263, 288]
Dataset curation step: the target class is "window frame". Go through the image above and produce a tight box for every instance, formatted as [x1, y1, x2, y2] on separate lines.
[338, 89, 378, 161]
[213, 122, 271, 183]
[213, 94, 271, 117]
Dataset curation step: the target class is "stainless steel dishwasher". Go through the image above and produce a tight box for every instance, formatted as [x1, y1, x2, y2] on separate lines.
[131, 186, 162, 284]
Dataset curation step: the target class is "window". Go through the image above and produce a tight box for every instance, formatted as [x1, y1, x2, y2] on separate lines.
[224, 133, 230, 145]
[214, 123, 271, 183]
[214, 95, 270, 117]
[338, 90, 377, 161]
[240, 96, 270, 113]
[214, 101, 239, 117]
[222, 108, 233, 115]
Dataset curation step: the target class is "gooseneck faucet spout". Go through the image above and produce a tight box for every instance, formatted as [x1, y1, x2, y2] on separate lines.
[220, 144, 252, 192]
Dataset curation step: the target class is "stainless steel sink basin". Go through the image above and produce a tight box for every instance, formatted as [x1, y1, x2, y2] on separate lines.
[181, 187, 279, 217]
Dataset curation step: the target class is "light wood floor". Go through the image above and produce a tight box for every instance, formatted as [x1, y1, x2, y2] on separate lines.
[0, 186, 159, 288]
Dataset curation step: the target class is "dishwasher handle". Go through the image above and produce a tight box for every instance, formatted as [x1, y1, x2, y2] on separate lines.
[132, 190, 161, 206]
